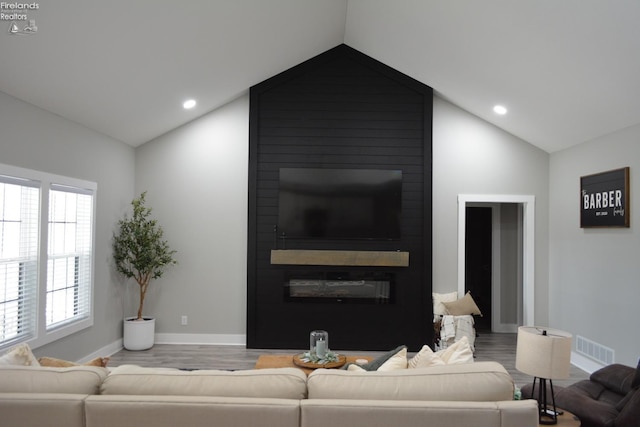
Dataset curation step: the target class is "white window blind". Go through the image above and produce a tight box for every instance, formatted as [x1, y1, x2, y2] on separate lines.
[0, 163, 96, 351]
[47, 185, 93, 329]
[0, 176, 40, 345]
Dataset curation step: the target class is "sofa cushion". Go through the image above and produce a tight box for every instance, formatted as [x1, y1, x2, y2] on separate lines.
[300, 399, 538, 427]
[552, 384, 619, 427]
[308, 361, 514, 402]
[85, 395, 302, 427]
[101, 365, 307, 399]
[590, 363, 636, 395]
[0, 393, 88, 427]
[616, 386, 638, 412]
[0, 365, 108, 394]
[615, 387, 640, 427]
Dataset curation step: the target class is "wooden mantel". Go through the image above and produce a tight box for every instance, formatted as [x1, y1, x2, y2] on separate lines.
[270, 249, 409, 267]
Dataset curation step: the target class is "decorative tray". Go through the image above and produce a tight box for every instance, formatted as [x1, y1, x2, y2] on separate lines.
[293, 354, 346, 369]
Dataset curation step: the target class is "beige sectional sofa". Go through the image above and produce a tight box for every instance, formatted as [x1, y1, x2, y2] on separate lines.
[0, 361, 538, 427]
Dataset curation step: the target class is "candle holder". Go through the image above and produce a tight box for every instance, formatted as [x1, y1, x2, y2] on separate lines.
[310, 330, 329, 359]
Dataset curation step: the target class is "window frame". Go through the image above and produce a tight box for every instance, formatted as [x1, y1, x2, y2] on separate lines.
[0, 163, 96, 351]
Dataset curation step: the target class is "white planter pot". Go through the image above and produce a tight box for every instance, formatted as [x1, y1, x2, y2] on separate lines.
[123, 317, 155, 350]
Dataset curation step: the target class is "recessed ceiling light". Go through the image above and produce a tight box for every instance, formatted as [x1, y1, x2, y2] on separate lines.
[493, 105, 507, 115]
[183, 99, 196, 109]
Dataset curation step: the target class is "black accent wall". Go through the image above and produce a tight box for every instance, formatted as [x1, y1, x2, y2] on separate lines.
[247, 44, 433, 351]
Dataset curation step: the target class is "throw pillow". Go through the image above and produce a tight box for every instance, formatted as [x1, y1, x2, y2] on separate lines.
[442, 292, 482, 316]
[376, 347, 408, 371]
[347, 345, 408, 371]
[346, 363, 366, 372]
[0, 343, 40, 366]
[408, 344, 445, 368]
[38, 356, 110, 368]
[408, 336, 474, 368]
[437, 336, 474, 364]
[433, 291, 459, 316]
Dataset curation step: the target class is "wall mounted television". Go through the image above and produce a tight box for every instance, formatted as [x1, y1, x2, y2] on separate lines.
[277, 168, 402, 240]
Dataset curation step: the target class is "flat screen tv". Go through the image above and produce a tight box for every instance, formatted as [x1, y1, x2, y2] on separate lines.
[277, 168, 402, 240]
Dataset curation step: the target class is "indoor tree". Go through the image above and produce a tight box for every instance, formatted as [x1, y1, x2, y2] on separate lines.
[113, 191, 177, 320]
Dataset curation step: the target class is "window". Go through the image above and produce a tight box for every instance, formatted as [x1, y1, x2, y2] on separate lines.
[0, 177, 39, 345]
[47, 186, 93, 329]
[0, 164, 96, 350]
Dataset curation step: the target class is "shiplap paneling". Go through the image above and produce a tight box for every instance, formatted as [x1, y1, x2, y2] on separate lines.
[248, 45, 432, 351]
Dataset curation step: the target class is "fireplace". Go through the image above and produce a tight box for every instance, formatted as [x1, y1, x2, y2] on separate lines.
[285, 271, 394, 304]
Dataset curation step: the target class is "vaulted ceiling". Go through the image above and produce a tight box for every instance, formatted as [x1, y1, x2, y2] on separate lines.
[1, 1, 638, 153]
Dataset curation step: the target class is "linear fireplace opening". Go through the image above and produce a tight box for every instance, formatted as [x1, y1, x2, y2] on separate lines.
[284, 271, 394, 304]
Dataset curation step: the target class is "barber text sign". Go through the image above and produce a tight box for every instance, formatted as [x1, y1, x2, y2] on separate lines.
[580, 167, 629, 228]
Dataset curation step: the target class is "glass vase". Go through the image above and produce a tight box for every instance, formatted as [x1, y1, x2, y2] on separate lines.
[310, 330, 329, 358]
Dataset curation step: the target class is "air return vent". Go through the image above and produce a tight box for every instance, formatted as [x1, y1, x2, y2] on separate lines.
[576, 335, 615, 365]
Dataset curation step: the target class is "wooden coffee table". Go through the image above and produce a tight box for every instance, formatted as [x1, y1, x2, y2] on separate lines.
[255, 354, 373, 375]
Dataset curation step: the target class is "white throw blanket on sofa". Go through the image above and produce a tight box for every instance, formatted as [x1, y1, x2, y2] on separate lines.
[439, 315, 475, 352]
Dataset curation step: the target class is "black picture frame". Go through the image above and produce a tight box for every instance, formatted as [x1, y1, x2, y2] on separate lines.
[580, 167, 630, 228]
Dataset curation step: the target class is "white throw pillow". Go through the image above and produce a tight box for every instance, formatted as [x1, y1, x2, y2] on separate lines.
[408, 345, 446, 368]
[408, 337, 474, 368]
[347, 363, 366, 372]
[438, 336, 474, 364]
[433, 291, 458, 316]
[376, 346, 408, 371]
[0, 343, 40, 366]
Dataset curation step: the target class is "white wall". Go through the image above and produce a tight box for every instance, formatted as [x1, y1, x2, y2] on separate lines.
[432, 97, 550, 324]
[550, 125, 640, 367]
[0, 91, 135, 360]
[134, 95, 249, 343]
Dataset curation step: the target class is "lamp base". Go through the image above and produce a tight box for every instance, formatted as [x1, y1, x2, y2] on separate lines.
[543, 408, 564, 417]
[531, 377, 559, 425]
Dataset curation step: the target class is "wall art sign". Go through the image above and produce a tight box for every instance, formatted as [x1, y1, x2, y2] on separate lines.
[580, 167, 629, 228]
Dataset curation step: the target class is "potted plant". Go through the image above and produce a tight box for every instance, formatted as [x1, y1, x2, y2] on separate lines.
[113, 191, 177, 350]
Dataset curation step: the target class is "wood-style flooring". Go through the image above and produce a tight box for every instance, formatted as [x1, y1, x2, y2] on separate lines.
[108, 332, 590, 389]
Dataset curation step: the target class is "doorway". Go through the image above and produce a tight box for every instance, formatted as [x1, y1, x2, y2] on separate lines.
[465, 206, 492, 331]
[457, 195, 535, 329]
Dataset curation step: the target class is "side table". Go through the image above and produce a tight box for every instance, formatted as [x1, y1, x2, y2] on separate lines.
[543, 409, 580, 427]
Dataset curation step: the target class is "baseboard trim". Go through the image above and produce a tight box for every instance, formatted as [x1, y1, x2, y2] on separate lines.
[88, 334, 247, 362]
[79, 339, 124, 363]
[492, 323, 518, 333]
[571, 351, 604, 374]
[155, 333, 247, 346]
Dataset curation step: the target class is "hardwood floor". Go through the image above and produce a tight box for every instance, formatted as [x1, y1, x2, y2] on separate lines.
[108, 332, 590, 388]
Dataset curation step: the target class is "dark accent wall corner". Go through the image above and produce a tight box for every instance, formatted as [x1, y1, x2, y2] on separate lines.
[247, 44, 433, 351]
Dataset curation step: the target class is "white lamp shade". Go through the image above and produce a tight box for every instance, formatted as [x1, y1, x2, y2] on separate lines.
[516, 326, 572, 379]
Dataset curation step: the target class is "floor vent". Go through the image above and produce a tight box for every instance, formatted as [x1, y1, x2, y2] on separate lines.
[576, 335, 615, 365]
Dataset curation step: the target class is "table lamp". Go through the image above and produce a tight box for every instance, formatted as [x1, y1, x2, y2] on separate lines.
[516, 326, 572, 425]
